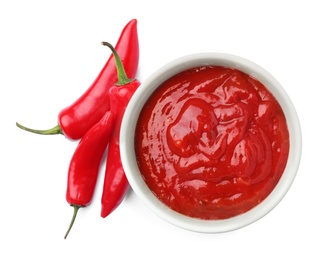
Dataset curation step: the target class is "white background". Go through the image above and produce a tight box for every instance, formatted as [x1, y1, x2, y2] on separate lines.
[1, 0, 330, 259]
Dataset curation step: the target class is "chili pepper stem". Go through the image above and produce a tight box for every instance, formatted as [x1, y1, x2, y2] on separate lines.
[64, 205, 81, 239]
[101, 41, 133, 86]
[16, 122, 63, 135]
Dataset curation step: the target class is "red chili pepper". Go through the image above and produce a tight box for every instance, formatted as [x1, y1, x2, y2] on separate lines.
[64, 111, 113, 239]
[99, 42, 141, 218]
[16, 19, 139, 140]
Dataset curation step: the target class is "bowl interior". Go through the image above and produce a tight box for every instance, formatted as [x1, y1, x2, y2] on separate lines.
[120, 53, 302, 233]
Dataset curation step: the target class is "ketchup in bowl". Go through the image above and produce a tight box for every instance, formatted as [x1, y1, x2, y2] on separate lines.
[135, 65, 289, 220]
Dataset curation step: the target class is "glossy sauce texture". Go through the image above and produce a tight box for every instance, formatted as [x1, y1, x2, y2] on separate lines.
[135, 66, 289, 219]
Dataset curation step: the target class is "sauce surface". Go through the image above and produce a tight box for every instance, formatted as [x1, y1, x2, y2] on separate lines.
[135, 66, 289, 219]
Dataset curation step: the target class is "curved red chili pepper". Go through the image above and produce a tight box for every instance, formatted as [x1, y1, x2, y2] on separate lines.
[64, 111, 113, 239]
[100, 42, 141, 218]
[16, 19, 139, 140]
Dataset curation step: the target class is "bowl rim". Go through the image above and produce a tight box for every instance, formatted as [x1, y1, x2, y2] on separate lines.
[120, 52, 302, 233]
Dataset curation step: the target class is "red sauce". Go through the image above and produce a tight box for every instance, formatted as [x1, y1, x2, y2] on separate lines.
[135, 66, 289, 220]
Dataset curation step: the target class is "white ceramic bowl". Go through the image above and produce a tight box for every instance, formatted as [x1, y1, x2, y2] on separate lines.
[120, 53, 302, 233]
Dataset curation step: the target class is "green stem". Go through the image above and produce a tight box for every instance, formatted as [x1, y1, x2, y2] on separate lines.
[16, 122, 63, 135]
[64, 205, 81, 239]
[101, 41, 133, 85]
